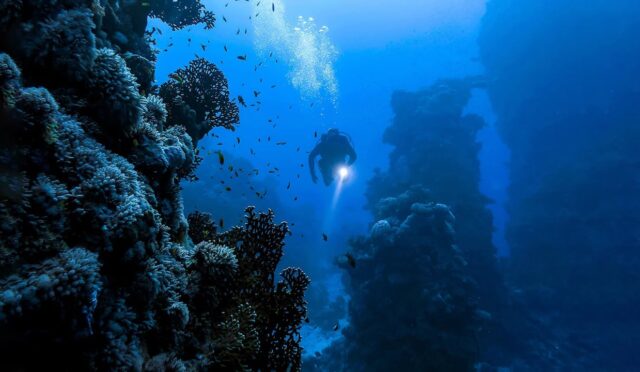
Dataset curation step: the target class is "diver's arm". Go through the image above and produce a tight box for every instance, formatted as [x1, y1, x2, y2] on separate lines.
[346, 143, 357, 165]
[308, 146, 320, 183]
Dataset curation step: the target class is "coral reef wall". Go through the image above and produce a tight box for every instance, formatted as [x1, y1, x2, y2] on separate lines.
[307, 189, 481, 372]
[0, 0, 307, 370]
[343, 192, 480, 371]
[367, 79, 503, 312]
[480, 0, 640, 368]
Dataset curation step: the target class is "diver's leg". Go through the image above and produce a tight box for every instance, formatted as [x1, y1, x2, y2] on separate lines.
[318, 158, 334, 185]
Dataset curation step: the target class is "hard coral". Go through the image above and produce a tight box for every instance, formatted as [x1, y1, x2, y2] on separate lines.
[0, 0, 306, 369]
[317, 193, 478, 372]
[189, 207, 311, 371]
[149, 0, 216, 30]
[160, 57, 240, 144]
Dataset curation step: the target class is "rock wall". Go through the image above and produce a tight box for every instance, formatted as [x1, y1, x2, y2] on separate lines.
[480, 0, 640, 368]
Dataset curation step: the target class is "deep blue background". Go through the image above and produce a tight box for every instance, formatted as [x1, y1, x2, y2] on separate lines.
[151, 0, 510, 353]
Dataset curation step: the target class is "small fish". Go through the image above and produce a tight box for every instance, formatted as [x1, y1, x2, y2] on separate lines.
[237, 55, 247, 61]
[271, 84, 277, 88]
[223, 15, 227, 22]
[287, 181, 291, 190]
[253, 90, 260, 97]
[238, 95, 246, 107]
[236, 28, 240, 35]
[224, 45, 228, 52]
[219, 218, 225, 228]
[272, 2, 275, 11]
[169, 73, 184, 84]
[322, 233, 328, 241]
[314, 131, 318, 138]
[201, 44, 207, 51]
[216, 151, 225, 165]
[236, 137, 241, 144]
[345, 253, 356, 268]
[333, 323, 339, 331]
[225, 186, 231, 192]
[276, 141, 286, 145]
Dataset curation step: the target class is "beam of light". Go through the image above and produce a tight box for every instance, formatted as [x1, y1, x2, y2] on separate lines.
[323, 165, 353, 233]
[331, 166, 350, 210]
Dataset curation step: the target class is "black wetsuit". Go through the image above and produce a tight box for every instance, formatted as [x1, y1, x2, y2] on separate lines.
[308, 132, 357, 186]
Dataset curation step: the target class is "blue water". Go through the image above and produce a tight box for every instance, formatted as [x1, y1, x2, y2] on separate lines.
[152, 0, 638, 368]
[153, 0, 503, 356]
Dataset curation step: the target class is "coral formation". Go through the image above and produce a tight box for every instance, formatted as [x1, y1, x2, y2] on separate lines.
[308, 189, 480, 371]
[365, 80, 515, 364]
[367, 79, 502, 310]
[480, 0, 640, 368]
[159, 57, 240, 144]
[0, 0, 308, 370]
[188, 207, 310, 371]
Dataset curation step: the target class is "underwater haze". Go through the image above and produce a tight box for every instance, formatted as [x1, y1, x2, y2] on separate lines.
[0, 0, 639, 370]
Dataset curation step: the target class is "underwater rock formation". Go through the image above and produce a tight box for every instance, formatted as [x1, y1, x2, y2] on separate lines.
[365, 80, 515, 364]
[308, 189, 481, 371]
[367, 79, 502, 311]
[0, 0, 308, 370]
[480, 0, 640, 369]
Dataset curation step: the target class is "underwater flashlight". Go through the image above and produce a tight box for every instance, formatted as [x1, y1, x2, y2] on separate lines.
[338, 166, 349, 179]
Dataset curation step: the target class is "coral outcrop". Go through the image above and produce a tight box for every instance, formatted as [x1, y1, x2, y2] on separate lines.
[367, 79, 502, 313]
[480, 1, 640, 369]
[0, 0, 308, 370]
[308, 188, 480, 371]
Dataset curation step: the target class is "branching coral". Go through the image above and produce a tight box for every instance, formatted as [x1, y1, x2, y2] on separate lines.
[187, 210, 217, 244]
[186, 207, 311, 371]
[149, 0, 216, 30]
[85, 48, 143, 139]
[160, 57, 240, 144]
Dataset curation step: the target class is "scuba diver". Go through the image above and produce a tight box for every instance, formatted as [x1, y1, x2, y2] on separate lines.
[308, 128, 357, 186]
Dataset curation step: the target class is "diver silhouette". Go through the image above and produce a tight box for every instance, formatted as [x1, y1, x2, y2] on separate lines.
[308, 128, 357, 186]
